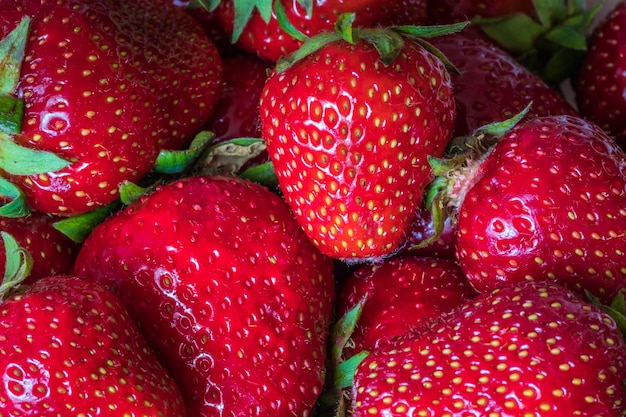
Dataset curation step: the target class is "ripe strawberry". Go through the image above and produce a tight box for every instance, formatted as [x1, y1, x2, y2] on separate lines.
[338, 255, 476, 356]
[259, 26, 456, 261]
[0, 275, 186, 416]
[350, 281, 626, 416]
[438, 114, 626, 303]
[429, 32, 577, 137]
[212, 0, 428, 62]
[0, 212, 78, 285]
[73, 175, 336, 417]
[576, 0, 626, 144]
[0, 0, 223, 215]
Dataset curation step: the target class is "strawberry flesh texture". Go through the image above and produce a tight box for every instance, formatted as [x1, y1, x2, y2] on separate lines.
[338, 255, 476, 356]
[455, 115, 626, 303]
[576, 0, 626, 145]
[0, 212, 79, 285]
[74, 175, 336, 417]
[352, 281, 626, 416]
[260, 39, 456, 260]
[0, 0, 223, 215]
[214, 0, 428, 62]
[0, 275, 186, 415]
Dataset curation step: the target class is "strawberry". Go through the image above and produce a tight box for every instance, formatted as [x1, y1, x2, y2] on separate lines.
[0, 275, 186, 416]
[0, 212, 78, 285]
[428, 31, 578, 137]
[401, 205, 458, 258]
[576, 0, 626, 144]
[338, 255, 476, 356]
[434, 114, 626, 303]
[211, 0, 428, 62]
[349, 281, 626, 416]
[73, 175, 336, 417]
[258, 24, 457, 261]
[0, 0, 223, 216]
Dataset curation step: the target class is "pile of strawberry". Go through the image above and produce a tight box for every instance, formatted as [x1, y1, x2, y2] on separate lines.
[2, 0, 626, 416]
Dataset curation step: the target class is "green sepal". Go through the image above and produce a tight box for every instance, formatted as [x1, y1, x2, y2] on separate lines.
[335, 13, 356, 44]
[0, 96, 23, 135]
[189, 0, 220, 11]
[334, 351, 369, 390]
[240, 160, 278, 189]
[154, 131, 215, 175]
[274, 0, 308, 42]
[195, 137, 267, 177]
[360, 27, 405, 66]
[0, 132, 71, 175]
[392, 21, 470, 38]
[275, 31, 341, 73]
[0, 16, 29, 97]
[475, 13, 545, 55]
[332, 298, 366, 364]
[230, 0, 273, 43]
[474, 102, 532, 138]
[0, 176, 29, 218]
[532, 0, 568, 27]
[0, 231, 32, 299]
[119, 181, 151, 206]
[52, 203, 119, 243]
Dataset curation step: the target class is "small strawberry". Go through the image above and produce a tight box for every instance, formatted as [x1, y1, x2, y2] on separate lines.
[0, 0, 223, 216]
[433, 114, 626, 303]
[211, 0, 429, 62]
[259, 22, 458, 261]
[0, 211, 79, 285]
[337, 255, 476, 356]
[576, 0, 626, 144]
[429, 31, 578, 137]
[74, 175, 336, 417]
[349, 281, 626, 416]
[0, 275, 186, 416]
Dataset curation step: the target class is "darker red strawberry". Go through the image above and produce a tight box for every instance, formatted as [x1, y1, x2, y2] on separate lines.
[576, 0, 626, 145]
[259, 26, 457, 261]
[0, 212, 78, 285]
[0, 0, 223, 216]
[0, 275, 186, 416]
[338, 255, 476, 356]
[438, 114, 626, 303]
[212, 0, 428, 62]
[74, 175, 336, 417]
[350, 281, 626, 415]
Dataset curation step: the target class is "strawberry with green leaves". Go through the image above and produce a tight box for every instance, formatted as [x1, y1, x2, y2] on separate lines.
[0, 272, 186, 416]
[576, 0, 626, 145]
[74, 175, 336, 417]
[259, 20, 459, 261]
[348, 281, 626, 416]
[207, 0, 428, 62]
[431, 114, 626, 303]
[0, 0, 223, 216]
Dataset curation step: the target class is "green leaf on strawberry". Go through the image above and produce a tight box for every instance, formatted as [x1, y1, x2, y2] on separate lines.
[0, 231, 32, 299]
[0, 16, 29, 134]
[239, 160, 278, 189]
[0, 132, 70, 175]
[0, 176, 29, 218]
[153, 131, 215, 175]
[53, 203, 119, 243]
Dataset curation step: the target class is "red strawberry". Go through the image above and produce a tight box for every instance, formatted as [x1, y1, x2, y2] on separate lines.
[0, 212, 78, 285]
[576, 0, 626, 144]
[0, 275, 186, 416]
[429, 31, 578, 137]
[437, 114, 626, 303]
[73, 175, 336, 417]
[259, 26, 457, 261]
[401, 206, 458, 258]
[212, 0, 428, 62]
[338, 255, 476, 355]
[350, 281, 626, 416]
[0, 0, 223, 216]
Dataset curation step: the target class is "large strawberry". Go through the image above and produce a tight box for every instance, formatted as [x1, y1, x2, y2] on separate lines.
[259, 23, 458, 261]
[349, 281, 626, 416]
[209, 0, 428, 62]
[74, 175, 336, 417]
[576, 0, 626, 145]
[433, 114, 626, 303]
[0, 0, 223, 216]
[0, 275, 186, 416]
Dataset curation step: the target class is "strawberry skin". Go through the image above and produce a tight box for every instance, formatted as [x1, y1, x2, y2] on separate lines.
[259, 37, 456, 261]
[0, 275, 186, 416]
[454, 115, 626, 303]
[0, 0, 222, 215]
[576, 0, 626, 144]
[74, 175, 336, 417]
[351, 281, 626, 416]
[338, 255, 476, 355]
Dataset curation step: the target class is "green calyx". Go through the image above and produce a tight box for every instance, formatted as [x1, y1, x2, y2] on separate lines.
[474, 0, 601, 85]
[275, 15, 468, 73]
[0, 231, 32, 299]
